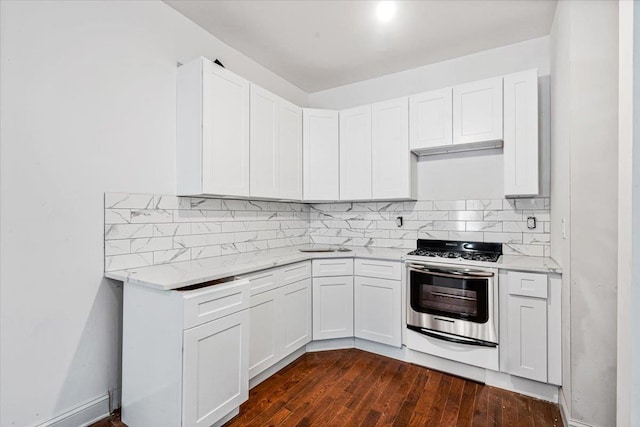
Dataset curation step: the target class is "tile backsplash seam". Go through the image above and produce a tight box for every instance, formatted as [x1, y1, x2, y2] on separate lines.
[104, 192, 551, 272]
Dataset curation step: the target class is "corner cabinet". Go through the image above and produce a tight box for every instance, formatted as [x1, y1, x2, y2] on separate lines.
[122, 278, 251, 427]
[177, 57, 250, 197]
[312, 259, 354, 340]
[303, 109, 339, 201]
[340, 105, 373, 200]
[250, 84, 303, 200]
[503, 69, 539, 197]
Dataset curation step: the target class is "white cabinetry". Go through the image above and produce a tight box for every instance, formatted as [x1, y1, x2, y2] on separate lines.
[311, 259, 354, 340]
[177, 57, 250, 197]
[409, 88, 453, 152]
[183, 311, 249, 427]
[303, 109, 339, 201]
[453, 77, 503, 145]
[248, 289, 280, 378]
[371, 97, 416, 200]
[313, 276, 354, 340]
[353, 259, 402, 347]
[282, 278, 313, 355]
[503, 69, 539, 197]
[500, 270, 561, 385]
[340, 105, 372, 200]
[122, 277, 251, 427]
[250, 85, 303, 200]
[278, 99, 303, 200]
[241, 262, 312, 379]
[250, 84, 278, 199]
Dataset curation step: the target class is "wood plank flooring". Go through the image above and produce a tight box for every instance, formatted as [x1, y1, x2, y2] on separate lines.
[92, 348, 563, 427]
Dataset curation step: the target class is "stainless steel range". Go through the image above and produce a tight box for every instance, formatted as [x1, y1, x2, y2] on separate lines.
[406, 239, 502, 347]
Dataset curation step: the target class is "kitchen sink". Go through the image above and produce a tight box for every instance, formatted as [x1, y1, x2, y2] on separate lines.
[298, 247, 352, 253]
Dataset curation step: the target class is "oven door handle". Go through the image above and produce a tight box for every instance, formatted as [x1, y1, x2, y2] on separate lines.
[407, 264, 494, 279]
[407, 326, 497, 347]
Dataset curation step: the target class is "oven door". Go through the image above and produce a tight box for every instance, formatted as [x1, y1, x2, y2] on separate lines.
[406, 262, 498, 346]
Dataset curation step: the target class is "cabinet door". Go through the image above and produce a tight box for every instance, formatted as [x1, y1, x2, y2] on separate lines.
[371, 97, 412, 199]
[504, 69, 539, 197]
[506, 295, 547, 382]
[202, 61, 250, 197]
[281, 278, 312, 356]
[303, 109, 339, 201]
[248, 289, 281, 378]
[183, 310, 249, 427]
[250, 84, 279, 199]
[278, 99, 303, 200]
[453, 77, 503, 145]
[354, 277, 401, 347]
[312, 276, 354, 340]
[340, 105, 372, 200]
[409, 88, 453, 150]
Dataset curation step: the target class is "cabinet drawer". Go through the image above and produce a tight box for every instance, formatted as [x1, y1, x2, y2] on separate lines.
[241, 269, 279, 296]
[354, 259, 401, 280]
[282, 261, 311, 285]
[182, 279, 250, 329]
[507, 271, 548, 299]
[312, 258, 354, 277]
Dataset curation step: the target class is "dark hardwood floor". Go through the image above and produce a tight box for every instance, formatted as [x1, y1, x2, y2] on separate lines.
[93, 349, 563, 427]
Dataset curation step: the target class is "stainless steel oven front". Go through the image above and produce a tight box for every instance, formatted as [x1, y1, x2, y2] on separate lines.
[406, 261, 499, 347]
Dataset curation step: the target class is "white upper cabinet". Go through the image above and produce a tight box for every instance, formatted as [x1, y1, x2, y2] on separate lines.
[278, 99, 303, 200]
[503, 69, 539, 197]
[250, 84, 278, 199]
[177, 57, 250, 197]
[303, 109, 339, 201]
[340, 105, 372, 200]
[409, 88, 453, 152]
[250, 85, 303, 200]
[371, 97, 416, 200]
[453, 76, 503, 145]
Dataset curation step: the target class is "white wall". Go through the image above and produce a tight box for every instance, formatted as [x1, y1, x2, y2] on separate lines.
[308, 37, 551, 201]
[617, 1, 640, 426]
[308, 36, 550, 109]
[550, 1, 619, 426]
[0, 1, 307, 426]
[549, 0, 573, 418]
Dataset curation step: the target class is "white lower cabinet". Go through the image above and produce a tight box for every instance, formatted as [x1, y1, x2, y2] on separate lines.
[354, 276, 401, 347]
[248, 289, 280, 378]
[242, 262, 312, 379]
[313, 276, 354, 340]
[501, 270, 560, 385]
[183, 310, 250, 427]
[122, 278, 251, 427]
[282, 278, 313, 355]
[505, 294, 547, 383]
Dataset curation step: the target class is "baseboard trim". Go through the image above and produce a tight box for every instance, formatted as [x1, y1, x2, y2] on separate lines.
[35, 394, 110, 427]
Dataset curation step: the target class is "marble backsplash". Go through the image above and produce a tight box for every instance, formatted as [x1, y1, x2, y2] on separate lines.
[309, 198, 551, 257]
[104, 193, 309, 272]
[104, 193, 550, 272]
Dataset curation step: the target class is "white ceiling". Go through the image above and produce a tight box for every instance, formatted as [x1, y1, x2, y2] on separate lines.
[165, 0, 557, 93]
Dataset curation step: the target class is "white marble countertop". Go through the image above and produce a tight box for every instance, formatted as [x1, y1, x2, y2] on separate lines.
[105, 245, 562, 290]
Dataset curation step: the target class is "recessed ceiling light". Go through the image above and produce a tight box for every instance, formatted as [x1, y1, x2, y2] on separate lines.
[376, 1, 396, 23]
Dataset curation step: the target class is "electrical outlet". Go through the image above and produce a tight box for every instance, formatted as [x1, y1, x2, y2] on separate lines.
[561, 218, 567, 239]
[527, 216, 536, 229]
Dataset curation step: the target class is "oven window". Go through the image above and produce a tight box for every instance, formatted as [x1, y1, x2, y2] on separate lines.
[409, 270, 489, 323]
